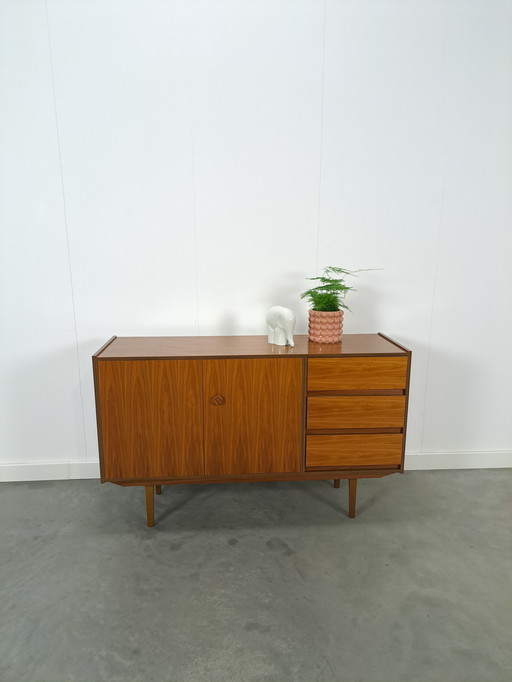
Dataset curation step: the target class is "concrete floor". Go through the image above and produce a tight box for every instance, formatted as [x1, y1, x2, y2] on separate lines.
[0, 471, 511, 682]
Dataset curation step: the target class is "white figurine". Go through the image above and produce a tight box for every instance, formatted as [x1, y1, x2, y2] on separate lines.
[266, 306, 296, 347]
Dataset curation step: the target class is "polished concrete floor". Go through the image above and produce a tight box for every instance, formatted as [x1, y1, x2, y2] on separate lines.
[1, 470, 511, 682]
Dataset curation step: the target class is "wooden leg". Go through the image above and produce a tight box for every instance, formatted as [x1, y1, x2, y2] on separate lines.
[333, 479, 340, 489]
[348, 479, 357, 518]
[155, 485, 162, 495]
[145, 485, 155, 527]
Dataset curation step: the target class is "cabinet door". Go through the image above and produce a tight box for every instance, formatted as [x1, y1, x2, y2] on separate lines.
[97, 360, 203, 480]
[204, 358, 303, 475]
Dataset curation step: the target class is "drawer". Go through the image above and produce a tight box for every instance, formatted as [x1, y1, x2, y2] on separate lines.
[306, 434, 403, 468]
[308, 357, 407, 391]
[307, 395, 406, 429]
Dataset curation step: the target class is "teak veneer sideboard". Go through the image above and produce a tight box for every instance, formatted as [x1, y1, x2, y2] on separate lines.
[93, 334, 411, 527]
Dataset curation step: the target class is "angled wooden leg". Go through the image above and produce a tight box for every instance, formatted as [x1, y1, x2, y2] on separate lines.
[333, 479, 340, 489]
[348, 479, 357, 518]
[155, 485, 162, 495]
[145, 485, 155, 527]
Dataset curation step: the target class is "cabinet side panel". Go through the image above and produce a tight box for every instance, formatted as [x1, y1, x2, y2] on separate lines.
[204, 358, 303, 475]
[97, 360, 203, 480]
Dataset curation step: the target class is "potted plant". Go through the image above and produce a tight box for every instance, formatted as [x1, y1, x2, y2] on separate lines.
[300, 266, 359, 343]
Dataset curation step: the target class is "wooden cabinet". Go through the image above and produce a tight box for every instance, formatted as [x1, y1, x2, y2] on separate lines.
[93, 333, 411, 526]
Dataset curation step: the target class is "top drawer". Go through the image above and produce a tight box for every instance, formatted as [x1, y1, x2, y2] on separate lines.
[308, 357, 408, 391]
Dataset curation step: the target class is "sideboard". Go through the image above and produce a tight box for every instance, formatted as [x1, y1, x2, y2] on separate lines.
[93, 334, 411, 526]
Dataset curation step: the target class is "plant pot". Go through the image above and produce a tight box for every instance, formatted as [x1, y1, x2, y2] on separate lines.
[308, 310, 344, 343]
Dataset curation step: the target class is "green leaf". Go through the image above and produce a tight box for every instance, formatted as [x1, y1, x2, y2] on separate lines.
[300, 264, 375, 311]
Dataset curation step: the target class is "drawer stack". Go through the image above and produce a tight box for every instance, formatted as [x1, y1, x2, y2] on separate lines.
[306, 357, 409, 470]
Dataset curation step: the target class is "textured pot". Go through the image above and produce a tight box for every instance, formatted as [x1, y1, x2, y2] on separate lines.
[308, 310, 344, 343]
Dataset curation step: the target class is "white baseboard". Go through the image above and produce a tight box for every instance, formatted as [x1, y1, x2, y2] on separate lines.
[0, 461, 100, 482]
[1, 451, 511, 482]
[405, 450, 512, 470]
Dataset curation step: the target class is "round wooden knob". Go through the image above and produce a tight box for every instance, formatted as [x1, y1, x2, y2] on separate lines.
[210, 394, 226, 406]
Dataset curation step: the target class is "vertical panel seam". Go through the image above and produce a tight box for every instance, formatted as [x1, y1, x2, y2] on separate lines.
[420, 183, 446, 453]
[191, 133, 200, 335]
[200, 360, 206, 476]
[45, 1, 88, 461]
[315, 0, 327, 274]
[419, 0, 451, 453]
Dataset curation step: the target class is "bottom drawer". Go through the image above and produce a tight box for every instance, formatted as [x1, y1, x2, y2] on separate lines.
[306, 434, 403, 469]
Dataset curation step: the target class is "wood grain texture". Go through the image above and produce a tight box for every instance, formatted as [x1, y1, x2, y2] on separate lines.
[307, 395, 406, 429]
[110, 469, 396, 486]
[307, 389, 404, 396]
[204, 358, 302, 475]
[145, 486, 155, 527]
[348, 479, 357, 518]
[97, 360, 204, 480]
[308, 357, 408, 391]
[95, 334, 408, 359]
[400, 350, 413, 473]
[306, 434, 403, 468]
[307, 428, 402, 435]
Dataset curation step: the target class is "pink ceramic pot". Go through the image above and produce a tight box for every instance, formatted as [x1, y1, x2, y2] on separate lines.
[308, 310, 344, 343]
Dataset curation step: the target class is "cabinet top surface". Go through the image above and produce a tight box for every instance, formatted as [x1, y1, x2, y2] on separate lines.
[94, 334, 408, 359]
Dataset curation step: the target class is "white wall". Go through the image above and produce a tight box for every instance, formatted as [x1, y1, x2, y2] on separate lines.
[1, 0, 511, 481]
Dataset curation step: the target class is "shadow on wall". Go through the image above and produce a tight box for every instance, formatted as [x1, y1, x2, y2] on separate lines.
[216, 314, 240, 335]
[343, 280, 384, 333]
[2, 344, 86, 464]
[402, 338, 478, 458]
[262, 271, 310, 334]
[261, 271, 387, 336]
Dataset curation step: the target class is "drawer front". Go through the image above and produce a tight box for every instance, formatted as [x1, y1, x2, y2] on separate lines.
[307, 395, 406, 429]
[306, 434, 403, 468]
[308, 357, 408, 391]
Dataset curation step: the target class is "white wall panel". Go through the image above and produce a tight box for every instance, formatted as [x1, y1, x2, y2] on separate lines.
[319, 0, 449, 452]
[189, 0, 324, 335]
[46, 0, 201, 459]
[47, 0, 199, 335]
[1, 0, 511, 475]
[0, 1, 85, 465]
[422, 0, 512, 452]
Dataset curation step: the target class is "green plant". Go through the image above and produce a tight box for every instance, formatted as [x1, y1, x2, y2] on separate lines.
[300, 266, 360, 312]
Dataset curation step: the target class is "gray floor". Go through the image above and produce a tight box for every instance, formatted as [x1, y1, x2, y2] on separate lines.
[1, 471, 511, 682]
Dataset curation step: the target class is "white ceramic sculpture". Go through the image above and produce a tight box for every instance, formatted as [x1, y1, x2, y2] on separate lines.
[266, 306, 296, 347]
